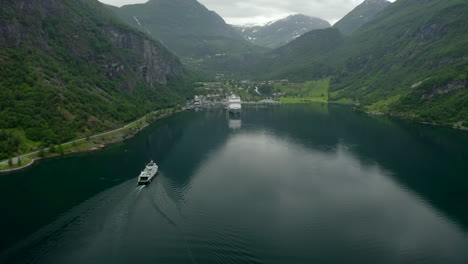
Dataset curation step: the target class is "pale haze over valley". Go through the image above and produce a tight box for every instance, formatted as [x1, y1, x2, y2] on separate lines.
[99, 0, 395, 25]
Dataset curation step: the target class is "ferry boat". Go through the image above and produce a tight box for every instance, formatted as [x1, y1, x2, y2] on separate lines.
[137, 160, 158, 185]
[226, 94, 242, 113]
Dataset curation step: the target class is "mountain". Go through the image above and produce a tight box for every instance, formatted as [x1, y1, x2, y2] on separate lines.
[0, 0, 193, 159]
[333, 0, 391, 35]
[257, 0, 468, 128]
[235, 14, 331, 49]
[107, 0, 261, 58]
[258, 28, 343, 80]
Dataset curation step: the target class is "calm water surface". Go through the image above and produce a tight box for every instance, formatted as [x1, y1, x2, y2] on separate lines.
[1, 104, 468, 264]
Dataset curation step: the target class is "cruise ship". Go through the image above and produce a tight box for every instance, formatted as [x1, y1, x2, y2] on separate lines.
[226, 94, 242, 113]
[137, 160, 158, 185]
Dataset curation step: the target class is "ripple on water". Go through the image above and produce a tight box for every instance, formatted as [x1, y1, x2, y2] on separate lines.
[171, 197, 262, 264]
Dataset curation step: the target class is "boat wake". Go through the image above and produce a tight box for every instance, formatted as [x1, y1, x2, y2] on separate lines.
[148, 178, 199, 264]
[0, 179, 135, 263]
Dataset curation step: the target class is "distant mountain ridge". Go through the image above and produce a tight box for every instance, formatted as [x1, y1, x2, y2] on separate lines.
[107, 0, 260, 58]
[235, 14, 331, 49]
[334, 0, 391, 35]
[256, 0, 468, 128]
[257, 28, 343, 79]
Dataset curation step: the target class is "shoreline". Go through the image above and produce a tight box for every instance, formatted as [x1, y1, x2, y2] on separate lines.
[0, 109, 182, 174]
[0, 147, 106, 173]
[363, 110, 468, 131]
[1, 102, 465, 173]
[249, 99, 467, 131]
[251, 99, 467, 131]
[278, 99, 467, 131]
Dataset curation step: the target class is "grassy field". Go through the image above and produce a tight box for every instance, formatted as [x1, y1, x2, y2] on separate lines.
[0, 156, 33, 170]
[366, 95, 403, 113]
[275, 79, 330, 103]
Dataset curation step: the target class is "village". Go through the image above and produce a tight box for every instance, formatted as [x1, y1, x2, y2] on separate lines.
[185, 78, 330, 109]
[185, 79, 290, 109]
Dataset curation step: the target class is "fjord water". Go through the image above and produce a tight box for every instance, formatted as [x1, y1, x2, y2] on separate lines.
[1, 104, 468, 264]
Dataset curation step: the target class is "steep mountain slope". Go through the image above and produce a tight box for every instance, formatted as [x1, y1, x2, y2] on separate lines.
[333, 0, 391, 35]
[258, 28, 344, 80]
[257, 0, 468, 128]
[235, 14, 331, 49]
[108, 0, 261, 58]
[0, 0, 193, 159]
[331, 0, 467, 127]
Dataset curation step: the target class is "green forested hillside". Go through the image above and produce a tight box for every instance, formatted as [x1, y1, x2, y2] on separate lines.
[108, 0, 264, 58]
[257, 28, 344, 81]
[333, 0, 391, 35]
[331, 0, 468, 127]
[0, 0, 194, 160]
[256, 0, 468, 128]
[0, 0, 466, 162]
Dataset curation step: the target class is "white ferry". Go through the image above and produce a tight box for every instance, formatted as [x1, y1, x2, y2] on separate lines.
[226, 94, 242, 113]
[137, 160, 158, 185]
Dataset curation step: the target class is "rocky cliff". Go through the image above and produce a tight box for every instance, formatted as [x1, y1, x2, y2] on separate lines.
[0, 0, 190, 150]
[0, 0, 183, 87]
[102, 26, 183, 88]
[108, 0, 255, 58]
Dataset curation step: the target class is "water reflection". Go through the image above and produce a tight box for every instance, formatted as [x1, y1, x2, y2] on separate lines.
[6, 132, 466, 264]
[1, 104, 468, 264]
[184, 132, 468, 263]
[227, 111, 242, 129]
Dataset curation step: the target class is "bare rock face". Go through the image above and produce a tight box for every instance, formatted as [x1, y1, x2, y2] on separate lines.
[422, 78, 468, 100]
[0, 0, 190, 146]
[0, 0, 184, 89]
[103, 27, 184, 87]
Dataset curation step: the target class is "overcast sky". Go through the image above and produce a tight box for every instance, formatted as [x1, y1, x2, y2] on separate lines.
[99, 0, 394, 25]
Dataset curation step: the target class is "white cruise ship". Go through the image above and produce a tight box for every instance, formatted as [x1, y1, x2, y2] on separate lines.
[226, 94, 242, 113]
[137, 160, 158, 185]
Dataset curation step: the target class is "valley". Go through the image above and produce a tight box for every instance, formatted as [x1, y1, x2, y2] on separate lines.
[1, 0, 467, 167]
[1, 1, 468, 263]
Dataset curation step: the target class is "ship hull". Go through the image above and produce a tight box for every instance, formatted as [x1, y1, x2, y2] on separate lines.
[137, 161, 158, 185]
[137, 171, 157, 185]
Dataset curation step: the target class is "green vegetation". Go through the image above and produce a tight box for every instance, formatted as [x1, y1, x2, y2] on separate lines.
[278, 98, 322, 104]
[255, 0, 468, 128]
[365, 95, 402, 113]
[107, 0, 266, 59]
[0, 0, 195, 160]
[333, 0, 391, 35]
[0, 107, 178, 171]
[275, 79, 330, 103]
[256, 28, 344, 81]
[329, 0, 468, 127]
[258, 84, 274, 96]
[0, 130, 21, 160]
[0, 156, 31, 171]
[1, 0, 467, 167]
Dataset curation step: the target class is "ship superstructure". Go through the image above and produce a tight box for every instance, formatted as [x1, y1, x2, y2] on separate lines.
[137, 160, 158, 185]
[226, 94, 242, 113]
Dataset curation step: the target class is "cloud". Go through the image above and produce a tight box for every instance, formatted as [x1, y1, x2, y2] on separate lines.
[99, 0, 395, 26]
[199, 0, 371, 25]
[99, 0, 147, 7]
